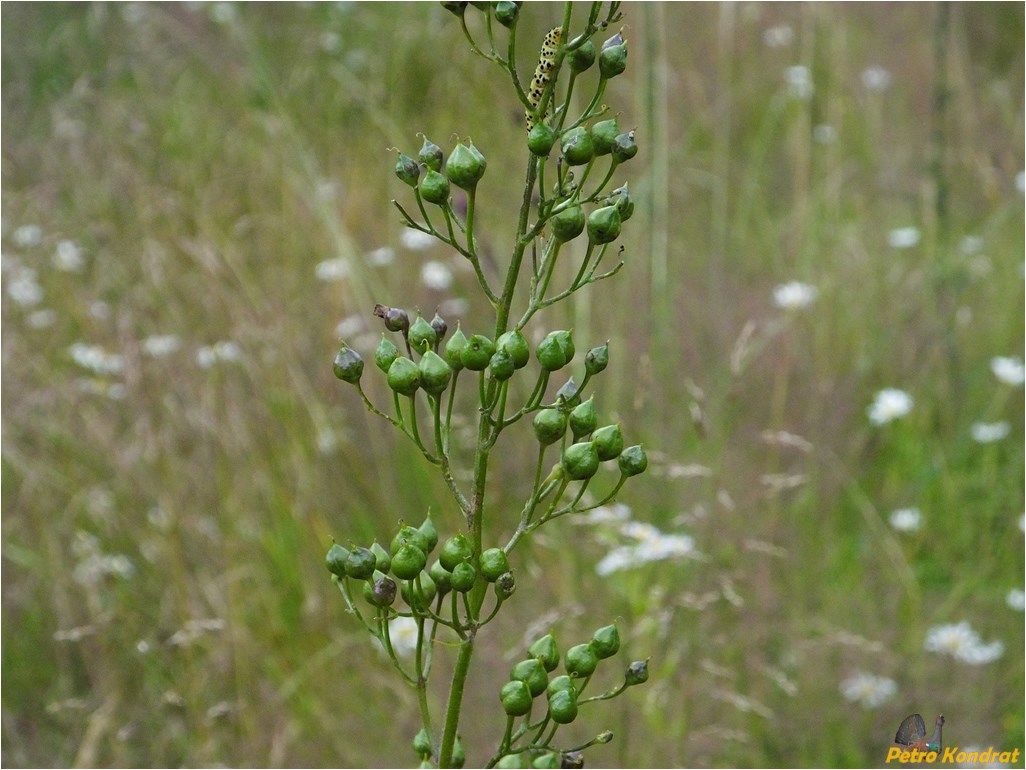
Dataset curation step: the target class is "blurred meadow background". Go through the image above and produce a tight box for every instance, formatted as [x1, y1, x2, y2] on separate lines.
[2, 2, 1023, 767]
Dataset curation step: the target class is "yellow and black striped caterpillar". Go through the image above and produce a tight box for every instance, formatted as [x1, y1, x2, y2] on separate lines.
[525, 27, 562, 132]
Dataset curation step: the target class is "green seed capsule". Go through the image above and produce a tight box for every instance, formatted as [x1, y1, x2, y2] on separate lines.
[374, 304, 410, 334]
[585, 343, 609, 375]
[395, 152, 421, 187]
[461, 334, 495, 371]
[400, 571, 437, 610]
[439, 533, 473, 571]
[591, 624, 621, 659]
[569, 397, 597, 440]
[391, 524, 430, 556]
[408, 314, 438, 354]
[450, 560, 476, 592]
[419, 136, 444, 171]
[326, 543, 350, 577]
[536, 331, 568, 371]
[563, 441, 600, 480]
[599, 33, 627, 79]
[444, 323, 468, 371]
[479, 547, 510, 582]
[387, 357, 421, 396]
[561, 126, 594, 166]
[430, 312, 448, 345]
[546, 674, 574, 699]
[548, 688, 578, 724]
[370, 541, 391, 573]
[618, 444, 648, 477]
[452, 736, 466, 769]
[345, 547, 377, 580]
[494, 0, 519, 27]
[363, 572, 398, 607]
[413, 728, 432, 760]
[429, 559, 452, 595]
[587, 205, 622, 245]
[561, 751, 585, 769]
[532, 753, 559, 769]
[568, 39, 596, 72]
[392, 543, 428, 581]
[511, 658, 549, 697]
[564, 643, 599, 678]
[625, 659, 649, 686]
[591, 118, 621, 156]
[532, 408, 568, 446]
[333, 344, 364, 384]
[592, 424, 624, 461]
[446, 141, 487, 190]
[418, 350, 452, 395]
[555, 377, 581, 409]
[528, 633, 560, 672]
[420, 168, 450, 205]
[495, 571, 516, 600]
[375, 335, 400, 373]
[497, 329, 531, 369]
[489, 348, 516, 382]
[607, 184, 634, 222]
[553, 329, 575, 362]
[611, 130, 638, 163]
[500, 680, 533, 717]
[418, 515, 439, 553]
[549, 205, 585, 242]
[528, 123, 557, 157]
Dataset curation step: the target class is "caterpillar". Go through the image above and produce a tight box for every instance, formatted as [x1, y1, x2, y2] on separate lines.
[525, 27, 562, 132]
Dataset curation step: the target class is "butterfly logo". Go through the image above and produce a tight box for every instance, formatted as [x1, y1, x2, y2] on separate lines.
[894, 713, 945, 752]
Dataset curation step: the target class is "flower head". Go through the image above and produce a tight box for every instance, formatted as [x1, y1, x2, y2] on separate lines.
[887, 227, 921, 249]
[1006, 589, 1025, 612]
[773, 281, 819, 310]
[867, 388, 913, 425]
[970, 421, 1010, 444]
[924, 621, 1004, 665]
[990, 356, 1025, 387]
[889, 507, 922, 533]
[839, 672, 897, 708]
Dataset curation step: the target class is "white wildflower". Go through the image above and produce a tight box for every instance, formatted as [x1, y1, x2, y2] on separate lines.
[887, 227, 921, 248]
[315, 256, 350, 282]
[27, 309, 57, 329]
[366, 246, 395, 266]
[867, 388, 913, 425]
[785, 65, 813, 100]
[142, 334, 181, 357]
[1006, 589, 1025, 612]
[860, 65, 892, 91]
[400, 228, 435, 251]
[53, 240, 85, 272]
[970, 421, 1010, 444]
[384, 616, 419, 657]
[924, 621, 1004, 665]
[762, 24, 794, 48]
[839, 672, 897, 709]
[421, 260, 454, 291]
[6, 266, 43, 306]
[990, 356, 1025, 386]
[889, 507, 923, 533]
[12, 224, 42, 247]
[773, 281, 818, 310]
[69, 342, 124, 376]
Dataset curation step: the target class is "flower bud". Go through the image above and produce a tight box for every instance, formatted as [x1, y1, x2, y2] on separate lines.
[446, 141, 487, 190]
[371, 541, 391, 573]
[547, 688, 578, 724]
[625, 659, 649, 686]
[345, 546, 377, 580]
[549, 205, 585, 242]
[563, 441, 599, 480]
[489, 348, 516, 382]
[326, 543, 350, 577]
[617, 444, 648, 477]
[395, 152, 421, 187]
[590, 623, 621, 659]
[606, 184, 634, 222]
[391, 542, 428, 580]
[461, 334, 495, 371]
[546, 675, 574, 699]
[565, 643, 599, 678]
[599, 33, 627, 79]
[584, 343, 609, 375]
[391, 523, 431, 555]
[587, 205, 622, 245]
[560, 751, 584, 769]
[444, 323, 469, 370]
[419, 136, 444, 171]
[430, 311, 448, 344]
[419, 349, 452, 395]
[439, 533, 474, 571]
[591, 424, 624, 461]
[528, 633, 560, 672]
[450, 560, 476, 592]
[528, 123, 557, 157]
[554, 377, 581, 409]
[363, 572, 398, 607]
[568, 39, 596, 73]
[611, 130, 637, 163]
[495, 571, 516, 600]
[569, 397, 597, 440]
[429, 559, 453, 595]
[494, 0, 519, 27]
[413, 728, 432, 760]
[401, 571, 437, 610]
[533, 408, 568, 446]
[387, 357, 421, 396]
[591, 118, 620, 156]
[408, 314, 438, 354]
[497, 329, 531, 369]
[479, 547, 510, 582]
[500, 680, 532, 717]
[511, 658, 548, 697]
[420, 168, 451, 205]
[375, 335, 400, 373]
[561, 126, 594, 166]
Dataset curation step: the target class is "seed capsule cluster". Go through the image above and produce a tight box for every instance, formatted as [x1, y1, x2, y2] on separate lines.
[526, 27, 562, 132]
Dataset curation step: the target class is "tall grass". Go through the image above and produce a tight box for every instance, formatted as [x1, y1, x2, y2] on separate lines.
[2, 3, 1022, 767]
